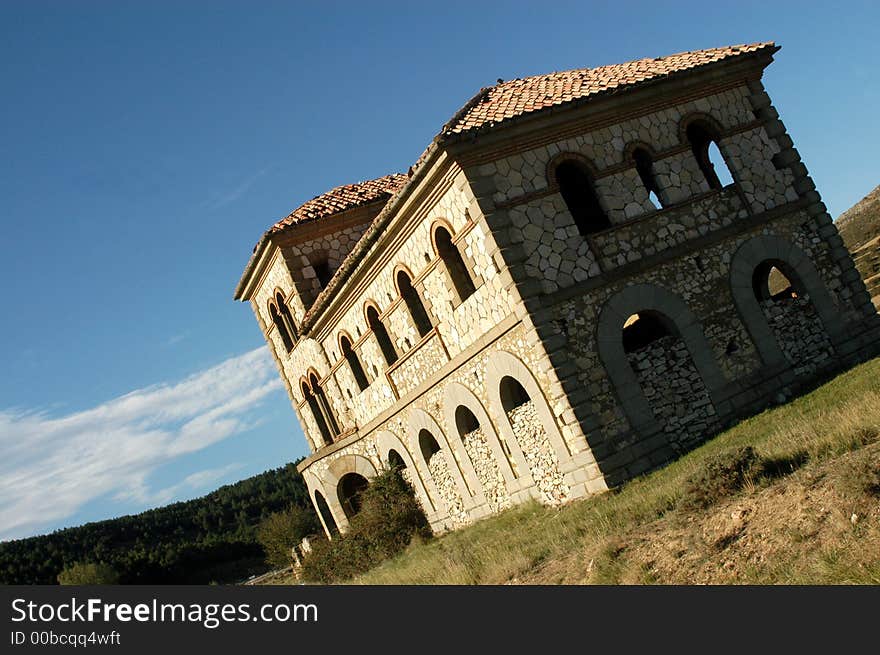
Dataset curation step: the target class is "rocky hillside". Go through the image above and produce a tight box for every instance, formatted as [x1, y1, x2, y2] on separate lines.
[836, 185, 880, 308]
[837, 184, 880, 251]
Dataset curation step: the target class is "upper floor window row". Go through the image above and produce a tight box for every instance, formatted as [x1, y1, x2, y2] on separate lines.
[552, 114, 737, 234]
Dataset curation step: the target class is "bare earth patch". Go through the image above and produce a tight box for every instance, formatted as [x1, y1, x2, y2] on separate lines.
[522, 442, 880, 585]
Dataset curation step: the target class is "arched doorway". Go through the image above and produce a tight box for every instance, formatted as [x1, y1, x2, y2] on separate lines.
[499, 375, 567, 504]
[418, 428, 467, 527]
[621, 310, 720, 453]
[454, 405, 510, 513]
[337, 472, 369, 520]
[751, 260, 835, 377]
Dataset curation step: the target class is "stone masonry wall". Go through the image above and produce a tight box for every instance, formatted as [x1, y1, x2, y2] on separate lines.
[507, 401, 568, 505]
[489, 84, 799, 295]
[461, 427, 510, 513]
[627, 336, 720, 454]
[760, 293, 835, 378]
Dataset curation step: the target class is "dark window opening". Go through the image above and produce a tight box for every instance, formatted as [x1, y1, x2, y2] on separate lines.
[419, 429, 441, 462]
[686, 121, 734, 190]
[312, 258, 333, 289]
[622, 311, 677, 353]
[633, 147, 665, 209]
[554, 160, 611, 235]
[500, 376, 531, 413]
[366, 305, 398, 366]
[304, 372, 339, 446]
[388, 449, 406, 471]
[340, 335, 369, 392]
[753, 261, 798, 302]
[337, 473, 369, 519]
[270, 302, 294, 352]
[397, 270, 433, 337]
[455, 405, 480, 437]
[275, 292, 298, 342]
[435, 227, 476, 303]
[314, 491, 339, 536]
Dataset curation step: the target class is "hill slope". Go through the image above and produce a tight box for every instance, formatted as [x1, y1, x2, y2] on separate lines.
[0, 461, 315, 584]
[837, 184, 880, 251]
[348, 358, 880, 585]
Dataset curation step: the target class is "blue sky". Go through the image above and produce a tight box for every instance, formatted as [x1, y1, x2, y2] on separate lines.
[1, 1, 878, 541]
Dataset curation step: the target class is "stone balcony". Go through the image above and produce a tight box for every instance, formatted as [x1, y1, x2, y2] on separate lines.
[590, 186, 749, 272]
[386, 327, 451, 400]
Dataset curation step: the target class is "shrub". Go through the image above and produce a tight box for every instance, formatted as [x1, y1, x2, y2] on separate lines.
[57, 561, 120, 585]
[256, 504, 321, 569]
[300, 467, 431, 583]
[680, 446, 759, 509]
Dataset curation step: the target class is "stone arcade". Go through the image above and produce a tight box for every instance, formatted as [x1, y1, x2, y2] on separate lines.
[234, 43, 880, 537]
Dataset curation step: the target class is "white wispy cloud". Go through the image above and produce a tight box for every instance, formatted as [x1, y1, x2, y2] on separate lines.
[202, 167, 270, 211]
[0, 347, 284, 541]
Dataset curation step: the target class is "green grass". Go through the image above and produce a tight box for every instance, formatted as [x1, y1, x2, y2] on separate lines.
[353, 357, 880, 585]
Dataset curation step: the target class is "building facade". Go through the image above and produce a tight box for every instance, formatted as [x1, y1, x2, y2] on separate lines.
[235, 43, 880, 537]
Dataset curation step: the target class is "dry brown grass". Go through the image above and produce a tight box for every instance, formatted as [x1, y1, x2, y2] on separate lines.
[351, 357, 880, 585]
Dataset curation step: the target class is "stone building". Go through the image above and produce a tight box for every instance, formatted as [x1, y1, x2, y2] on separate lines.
[234, 43, 880, 537]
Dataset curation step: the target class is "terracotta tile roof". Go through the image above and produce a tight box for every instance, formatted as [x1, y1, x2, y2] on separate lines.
[269, 173, 409, 233]
[441, 43, 777, 137]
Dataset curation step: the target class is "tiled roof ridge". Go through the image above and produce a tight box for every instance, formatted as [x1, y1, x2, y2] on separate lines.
[269, 173, 409, 234]
[440, 42, 777, 138]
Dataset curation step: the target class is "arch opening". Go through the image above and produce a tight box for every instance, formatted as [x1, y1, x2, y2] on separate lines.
[554, 159, 611, 235]
[388, 449, 406, 471]
[452, 404, 510, 511]
[751, 259, 835, 377]
[337, 472, 369, 520]
[622, 311, 678, 354]
[340, 334, 369, 392]
[633, 147, 664, 209]
[686, 121, 734, 190]
[269, 296, 295, 352]
[366, 305, 398, 366]
[434, 226, 476, 304]
[622, 309, 719, 453]
[303, 373, 339, 446]
[397, 270, 433, 338]
[417, 427, 467, 526]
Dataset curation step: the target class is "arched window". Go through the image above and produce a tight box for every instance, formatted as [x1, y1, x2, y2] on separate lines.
[340, 334, 369, 392]
[388, 449, 406, 471]
[366, 305, 398, 366]
[337, 473, 369, 519]
[499, 376, 531, 413]
[269, 302, 293, 352]
[302, 373, 339, 446]
[632, 147, 664, 209]
[275, 291, 298, 341]
[434, 226, 476, 304]
[418, 429, 441, 463]
[397, 270, 433, 338]
[553, 159, 610, 235]
[752, 261, 799, 301]
[686, 120, 735, 190]
[454, 405, 480, 437]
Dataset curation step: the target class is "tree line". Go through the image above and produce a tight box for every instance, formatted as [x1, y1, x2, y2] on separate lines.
[0, 460, 317, 584]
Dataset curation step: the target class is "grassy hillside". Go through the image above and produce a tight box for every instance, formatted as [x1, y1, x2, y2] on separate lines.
[0, 460, 315, 585]
[347, 358, 880, 584]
